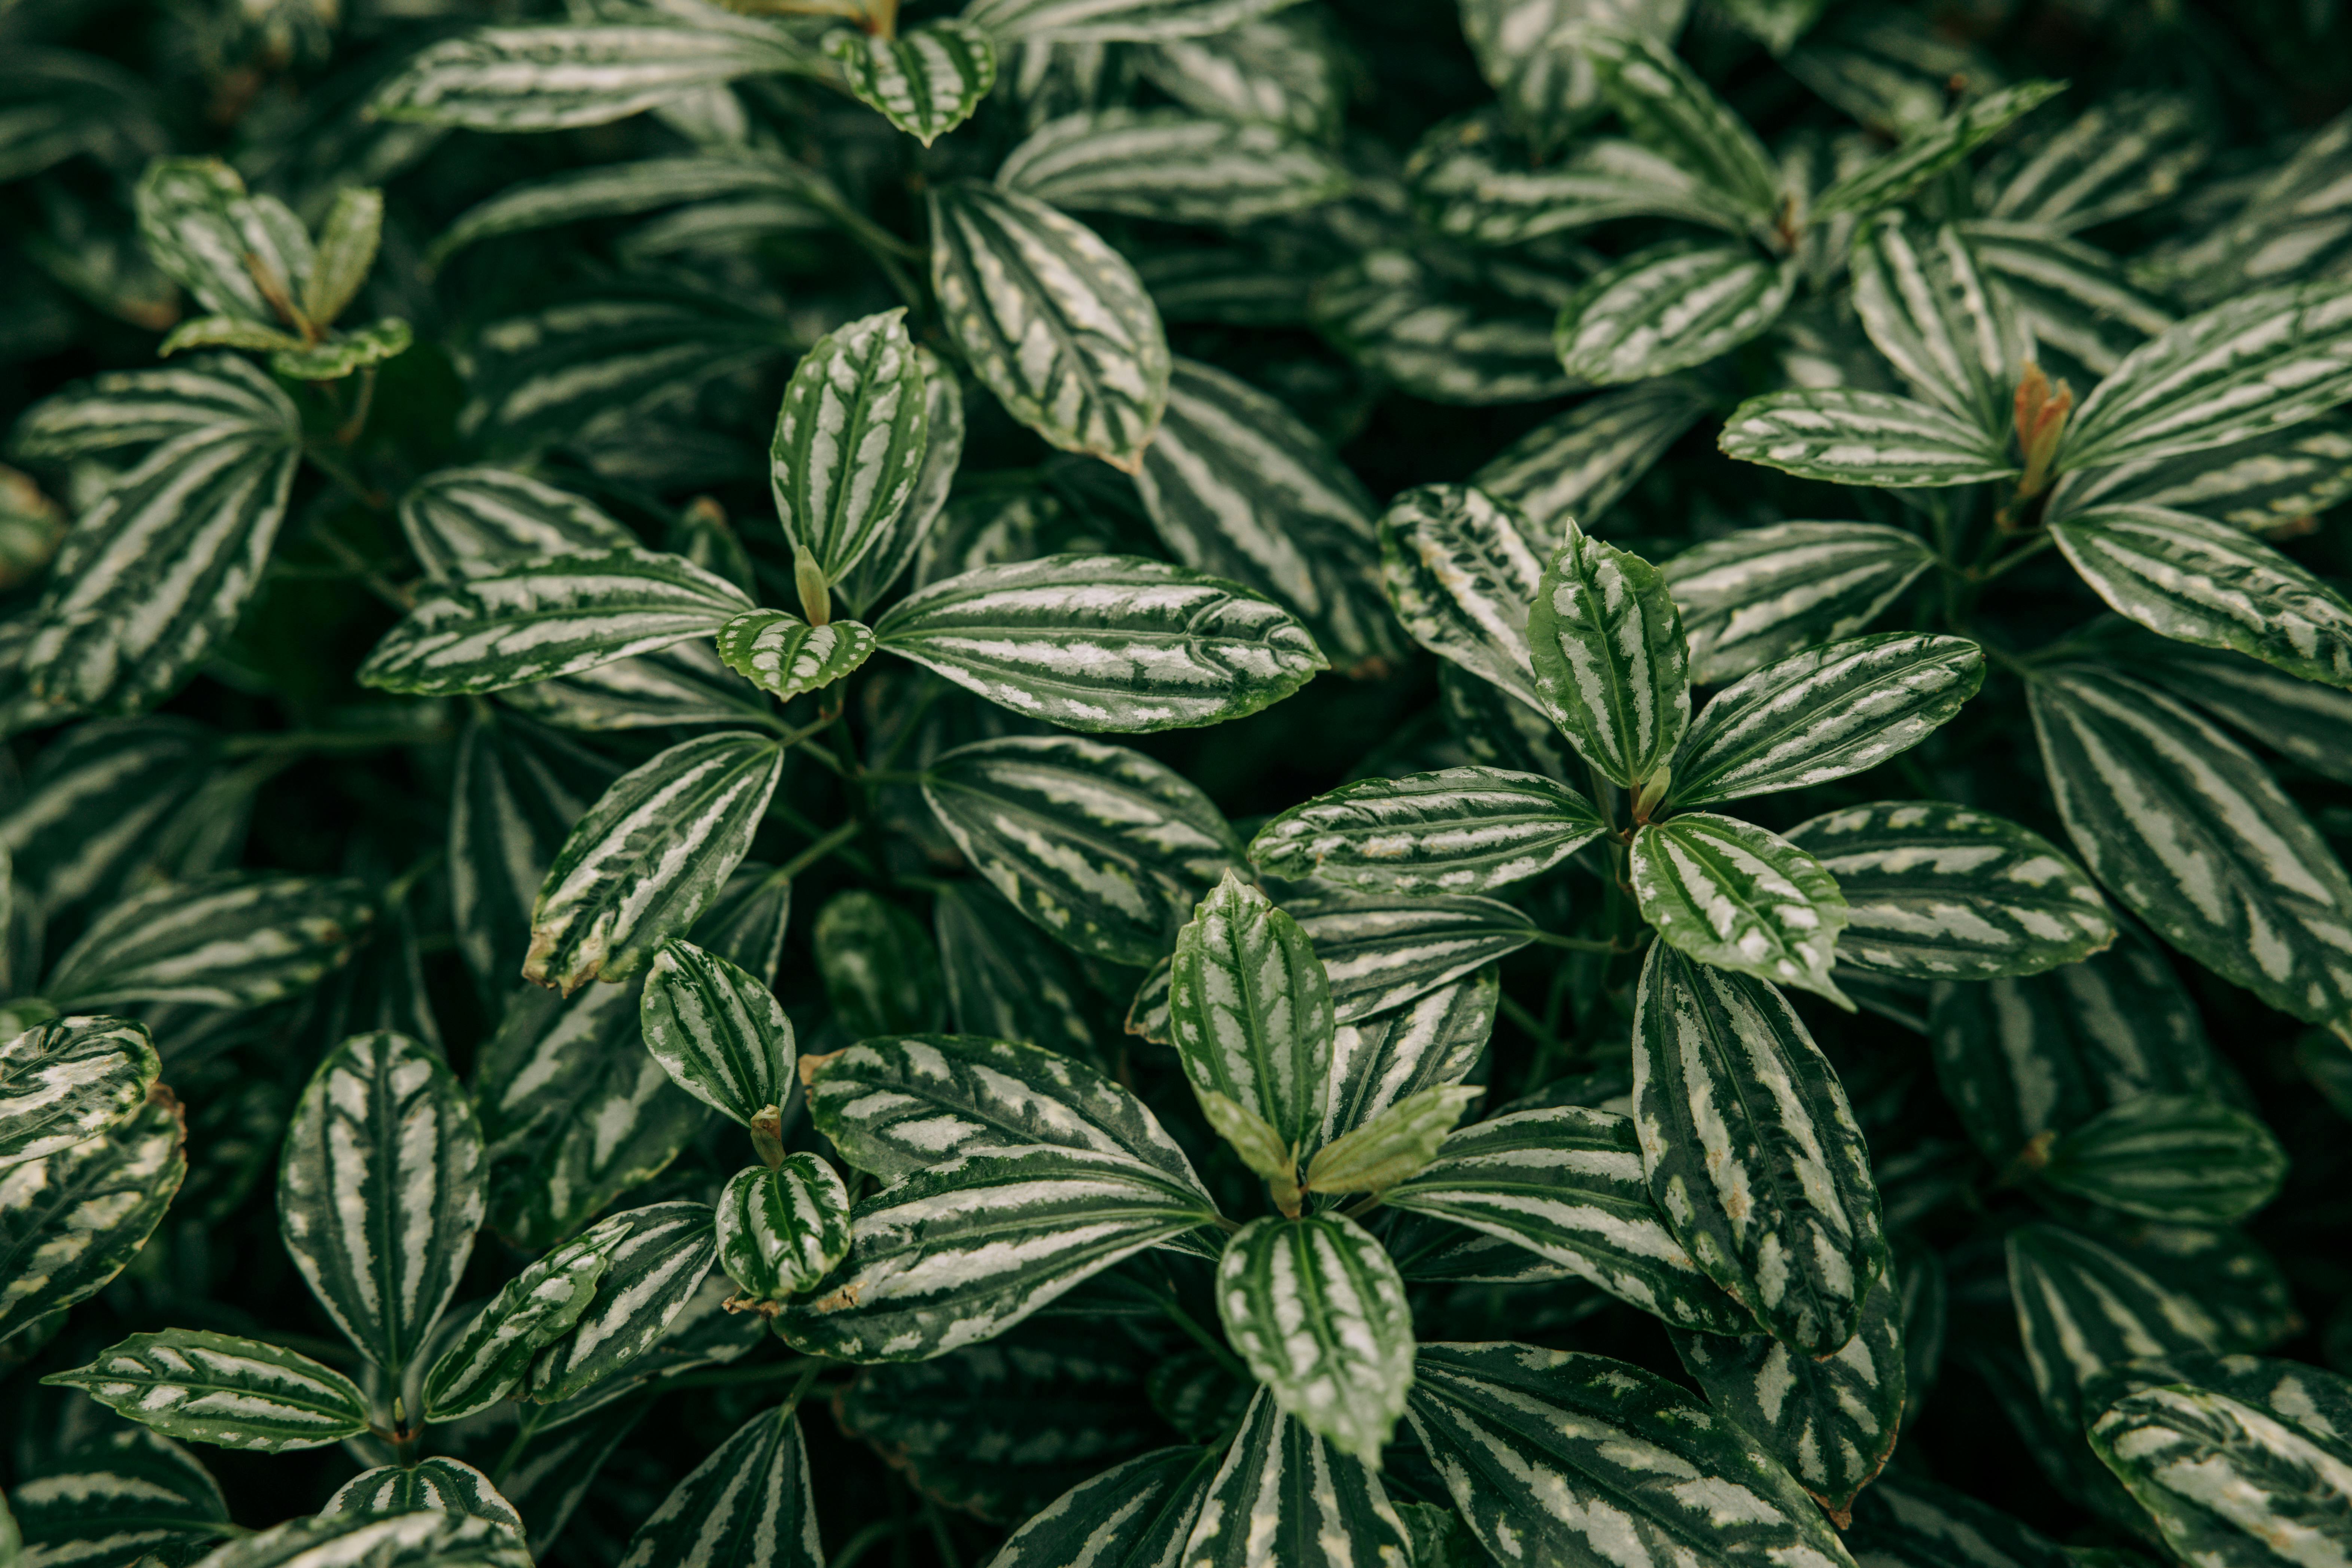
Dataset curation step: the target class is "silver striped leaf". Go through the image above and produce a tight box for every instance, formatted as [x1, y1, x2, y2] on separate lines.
[1668, 1266, 1907, 1518]
[691, 862, 795, 985]
[2057, 279, 2352, 473]
[493, 1397, 653, 1551]
[999, 109, 1348, 226]
[1472, 378, 1712, 541]
[1528, 520, 1688, 789]
[0, 715, 218, 915]
[1787, 801, 2115, 979]
[1978, 91, 2212, 234]
[617, 1403, 821, 1568]
[1577, 26, 1779, 217]
[45, 875, 373, 1010]
[1812, 80, 2067, 217]
[715, 1156, 851, 1305]
[1171, 871, 1332, 1161]
[1845, 1470, 2073, 1568]
[421, 1221, 618, 1422]
[427, 154, 836, 266]
[525, 731, 785, 994]
[2036, 1095, 2287, 1224]
[769, 307, 929, 591]
[776, 1145, 1220, 1362]
[1555, 243, 1799, 387]
[1382, 1105, 1753, 1334]
[131, 158, 309, 328]
[180, 1511, 530, 1568]
[2006, 1221, 2222, 1437]
[1289, 894, 1537, 1023]
[0, 1088, 185, 1342]
[0, 1013, 158, 1169]
[1963, 223, 2175, 379]
[2028, 664, 2352, 1025]
[1322, 969, 1497, 1146]
[920, 734, 1243, 965]
[715, 612, 871, 706]
[805, 1032, 1210, 1193]
[2128, 633, 2352, 783]
[1668, 632, 1986, 807]
[277, 1031, 485, 1373]
[2146, 111, 2352, 307]
[396, 466, 635, 582]
[812, 890, 944, 1038]
[325, 1459, 523, 1535]
[641, 937, 792, 1129]
[2123, 1224, 2299, 1355]
[2083, 1352, 2352, 1568]
[838, 350, 963, 618]
[500, 639, 770, 733]
[1133, 13, 1345, 139]
[874, 554, 1325, 731]
[41, 1328, 370, 1452]
[1215, 1214, 1413, 1464]
[1717, 388, 2018, 487]
[449, 712, 614, 996]
[1376, 483, 1545, 712]
[1249, 767, 1604, 896]
[1132, 357, 1402, 673]
[1301, 1084, 1481, 1197]
[27, 418, 299, 716]
[2050, 504, 2352, 688]
[929, 182, 1168, 469]
[1633, 946, 1886, 1354]
[1311, 248, 1576, 406]
[1926, 925, 2224, 1166]
[1663, 521, 1938, 684]
[988, 1446, 1220, 1568]
[1406, 1342, 1852, 1568]
[961, 0, 1308, 43]
[357, 548, 753, 697]
[1851, 216, 2035, 437]
[2047, 412, 2352, 533]
[526, 1200, 718, 1402]
[10, 357, 292, 463]
[827, 20, 997, 146]
[369, 20, 818, 131]
[9, 1427, 234, 1568]
[933, 883, 1098, 1062]
[1408, 118, 1756, 245]
[1178, 1388, 1412, 1568]
[1632, 813, 1850, 1004]
[1457, 0, 1690, 152]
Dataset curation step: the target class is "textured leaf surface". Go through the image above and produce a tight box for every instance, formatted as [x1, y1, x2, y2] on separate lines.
[999, 109, 1348, 226]
[1250, 767, 1602, 896]
[46, 875, 372, 1010]
[2007, 1222, 2222, 1437]
[1719, 388, 2018, 487]
[641, 937, 793, 1128]
[716, 1156, 851, 1304]
[132, 158, 309, 327]
[371, 21, 817, 131]
[527, 1201, 718, 1402]
[1323, 971, 1497, 1146]
[769, 308, 928, 589]
[1664, 521, 1937, 684]
[1527, 521, 1688, 788]
[1171, 872, 1332, 1160]
[422, 1224, 615, 1422]
[616, 1404, 820, 1568]
[1217, 1213, 1413, 1463]
[1473, 379, 1711, 540]
[1312, 248, 1574, 405]
[1302, 1084, 1481, 1197]
[326, 1459, 523, 1534]
[0, 1088, 184, 1342]
[2037, 1095, 2287, 1223]
[987, 1446, 1219, 1568]
[0, 1013, 158, 1169]
[397, 466, 636, 581]
[1578, 25, 1779, 216]
[9, 1427, 234, 1568]
[1410, 121, 1755, 244]
[1178, 1389, 1412, 1568]
[828, 21, 996, 145]
[1814, 80, 2067, 216]
[1852, 215, 2035, 434]
[186, 1508, 531, 1568]
[1290, 895, 1537, 1022]
[961, 0, 1306, 42]
[1378, 484, 1545, 710]
[1555, 243, 1796, 386]
[44, 1329, 369, 1452]
[1634, 946, 1886, 1354]
[1632, 813, 1850, 1004]
[713, 609, 873, 701]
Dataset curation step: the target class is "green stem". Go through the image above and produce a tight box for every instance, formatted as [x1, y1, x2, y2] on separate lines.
[1498, 992, 1567, 1060]
[778, 820, 863, 882]
[1525, 929, 1630, 954]
[1147, 1288, 1252, 1383]
[308, 520, 410, 611]
[1970, 532, 2057, 584]
[827, 1522, 906, 1568]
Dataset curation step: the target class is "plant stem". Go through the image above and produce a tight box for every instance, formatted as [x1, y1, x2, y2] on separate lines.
[779, 820, 863, 882]
[1147, 1288, 1252, 1382]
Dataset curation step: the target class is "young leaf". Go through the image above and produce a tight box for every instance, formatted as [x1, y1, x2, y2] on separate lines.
[827, 20, 997, 146]
[0, 1012, 158, 1169]
[422, 1224, 617, 1422]
[1555, 243, 1798, 386]
[1179, 1389, 1414, 1568]
[2036, 1095, 2288, 1223]
[327, 1459, 523, 1534]
[358, 548, 754, 696]
[1632, 813, 1851, 1005]
[1290, 893, 1538, 1022]
[1249, 767, 1605, 896]
[45, 875, 373, 1010]
[812, 890, 944, 1038]
[1378, 483, 1546, 711]
[1788, 801, 2115, 978]
[43, 1329, 371, 1452]
[618, 1404, 822, 1568]
[1472, 378, 1712, 539]
[0, 1088, 185, 1342]
[1664, 521, 1938, 684]
[713, 608, 874, 701]
[1171, 871, 1334, 1160]
[369, 21, 820, 131]
[9, 1428, 235, 1568]
[1634, 945, 1887, 1354]
[1852, 214, 2036, 436]
[397, 466, 637, 581]
[1576, 25, 1779, 216]
[133, 158, 310, 328]
[1323, 970, 1497, 1146]
[769, 308, 929, 593]
[1302, 1084, 1481, 1196]
[999, 109, 1349, 226]
[928, 182, 1169, 470]
[960, 0, 1309, 43]
[268, 318, 413, 383]
[526, 1201, 718, 1402]
[279, 1030, 485, 1373]
[526, 731, 785, 994]
[839, 350, 964, 617]
[1527, 520, 1689, 789]
[1216, 1213, 1414, 1464]
[716, 1155, 852, 1305]
[874, 554, 1325, 731]
[1718, 387, 2018, 487]
[641, 937, 793, 1128]
[302, 186, 384, 329]
[988, 1447, 1220, 1568]
[1813, 80, 2067, 217]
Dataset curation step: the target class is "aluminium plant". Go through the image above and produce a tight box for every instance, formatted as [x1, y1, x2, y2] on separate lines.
[1, 0, 2352, 1566]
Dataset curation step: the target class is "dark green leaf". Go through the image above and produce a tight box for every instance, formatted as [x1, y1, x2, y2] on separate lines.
[46, 875, 373, 1010]
[2036, 1095, 2287, 1223]
[43, 1329, 370, 1452]
[1632, 813, 1851, 1004]
[1250, 766, 1604, 896]
[1217, 1213, 1413, 1462]
[0, 1088, 184, 1343]
[1664, 521, 1939, 684]
[1527, 521, 1688, 789]
[641, 937, 794, 1129]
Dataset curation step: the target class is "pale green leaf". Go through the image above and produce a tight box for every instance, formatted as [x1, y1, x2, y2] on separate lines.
[1301, 1083, 1480, 1196]
[268, 318, 413, 382]
[302, 187, 384, 329]
[1377, 483, 1546, 712]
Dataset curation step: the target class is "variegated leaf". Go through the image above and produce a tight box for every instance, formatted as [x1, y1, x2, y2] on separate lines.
[2048, 413, 2352, 533]
[1664, 521, 1937, 684]
[1377, 484, 1545, 711]
[278, 1030, 484, 1373]
[370, 21, 819, 131]
[921, 734, 1242, 965]
[1456, 0, 1691, 149]
[425, 154, 836, 266]
[1528, 521, 1688, 789]
[526, 1200, 718, 1402]
[929, 182, 1169, 469]
[1178, 1389, 1413, 1568]
[0, 1088, 184, 1342]
[934, 883, 1099, 1061]
[961, 0, 1308, 42]
[1852, 215, 2035, 436]
[1302, 1084, 1481, 1197]
[1134, 12, 1343, 138]
[988, 1447, 1220, 1568]
[526, 731, 785, 994]
[618, 1403, 822, 1568]
[1813, 80, 2068, 217]
[716, 1156, 851, 1305]
[2037, 1095, 2287, 1223]
[9, 357, 290, 463]
[2028, 664, 2352, 1025]
[326, 1459, 523, 1535]
[1216, 1214, 1413, 1464]
[502, 639, 770, 733]
[812, 889, 945, 1038]
[1979, 91, 2212, 233]
[1473, 379, 1712, 540]
[1633, 814, 1850, 1004]
[2006, 1221, 2221, 1437]
[777, 1146, 1219, 1362]
[1788, 801, 2115, 978]
[397, 466, 635, 581]
[0, 715, 218, 914]
[422, 1222, 618, 1421]
[448, 711, 614, 996]
[2051, 504, 2352, 688]
[1962, 224, 2175, 385]
[1406, 1342, 1853, 1568]
[1000, 109, 1348, 225]
[1312, 248, 1575, 406]
[1324, 970, 1497, 1146]
[1670, 1267, 1906, 1517]
[0, 1013, 158, 1169]
[1250, 767, 1604, 896]
[1576, 25, 1779, 216]
[1409, 118, 1756, 244]
[1846, 1469, 2074, 1568]
[839, 350, 964, 618]
[358, 548, 753, 696]
[1668, 632, 1985, 807]
[1634, 945, 1886, 1354]
[179, 1510, 530, 1568]
[1718, 388, 2018, 487]
[45, 875, 372, 1010]
[1172, 871, 1332, 1161]
[641, 937, 793, 1129]
[1383, 1104, 1752, 1335]
[132, 158, 310, 328]
[827, 20, 996, 145]
[806, 1032, 1210, 1193]
[769, 308, 929, 593]
[1290, 894, 1537, 1022]
[1555, 243, 1798, 386]
[43, 1329, 370, 1452]
[874, 554, 1325, 730]
[9, 1427, 234, 1568]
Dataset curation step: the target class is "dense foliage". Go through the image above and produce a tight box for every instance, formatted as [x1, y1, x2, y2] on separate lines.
[6, 0, 2352, 1565]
